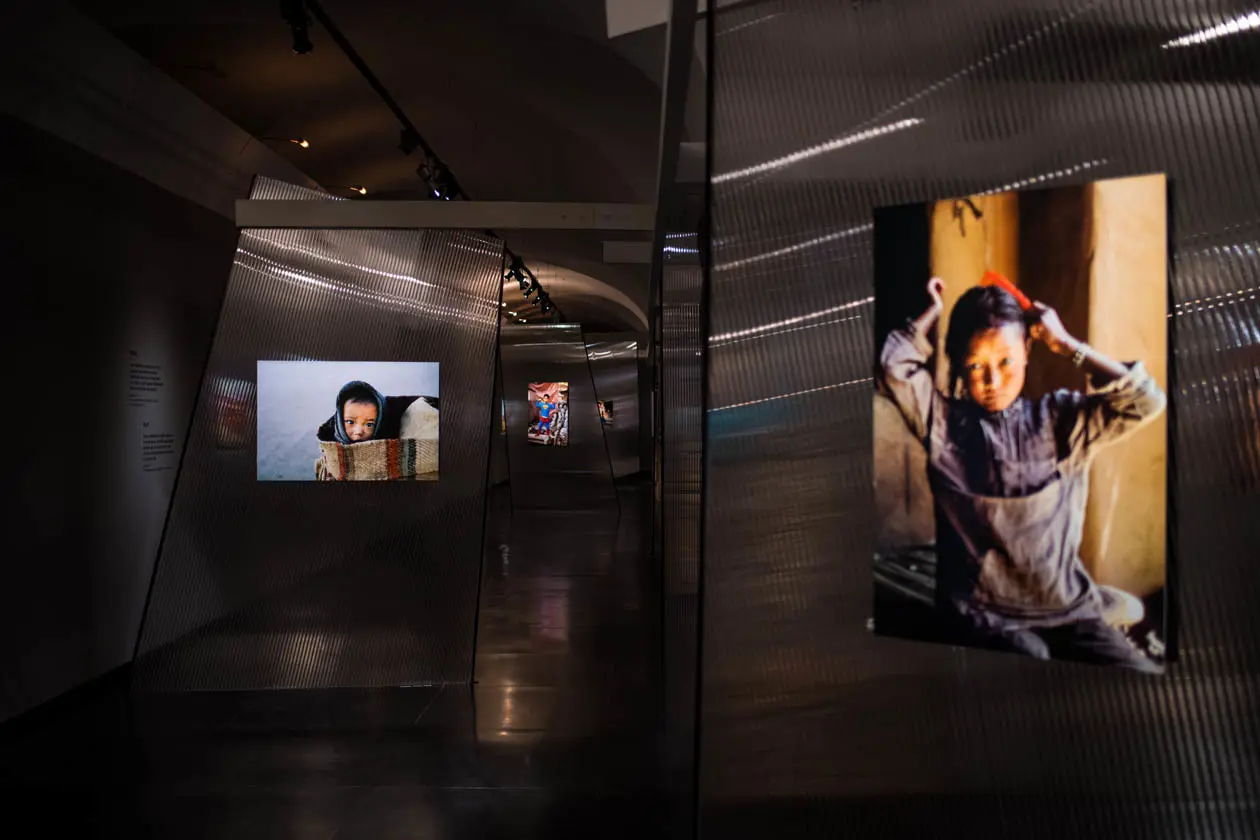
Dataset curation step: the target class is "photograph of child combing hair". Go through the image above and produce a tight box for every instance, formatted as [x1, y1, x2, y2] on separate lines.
[871, 174, 1171, 674]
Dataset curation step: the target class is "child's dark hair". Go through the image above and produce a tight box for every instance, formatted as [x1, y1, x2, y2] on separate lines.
[339, 381, 378, 411]
[944, 285, 1028, 396]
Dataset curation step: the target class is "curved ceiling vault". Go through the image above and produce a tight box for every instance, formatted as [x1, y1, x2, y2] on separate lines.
[70, 0, 664, 326]
[502, 262, 649, 334]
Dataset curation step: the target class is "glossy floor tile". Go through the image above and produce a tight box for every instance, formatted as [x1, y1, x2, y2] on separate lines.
[1, 486, 664, 838]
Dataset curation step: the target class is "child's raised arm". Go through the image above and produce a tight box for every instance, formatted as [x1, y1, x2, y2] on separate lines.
[1032, 301, 1167, 460]
[877, 277, 946, 444]
[1029, 303, 1130, 384]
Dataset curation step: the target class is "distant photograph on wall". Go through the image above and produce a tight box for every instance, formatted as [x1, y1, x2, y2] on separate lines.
[871, 173, 1170, 674]
[257, 361, 439, 481]
[210, 376, 255, 450]
[598, 400, 615, 425]
[528, 382, 569, 446]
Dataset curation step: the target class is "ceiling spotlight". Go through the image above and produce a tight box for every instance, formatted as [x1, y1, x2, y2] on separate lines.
[328, 184, 367, 196]
[416, 155, 457, 200]
[261, 135, 310, 149]
[280, 0, 314, 54]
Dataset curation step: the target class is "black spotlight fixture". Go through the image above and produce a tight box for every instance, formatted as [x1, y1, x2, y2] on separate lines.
[417, 157, 455, 200]
[280, 0, 314, 54]
[416, 162, 439, 199]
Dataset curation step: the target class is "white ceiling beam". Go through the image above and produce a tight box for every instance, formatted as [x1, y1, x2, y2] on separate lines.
[235, 200, 656, 231]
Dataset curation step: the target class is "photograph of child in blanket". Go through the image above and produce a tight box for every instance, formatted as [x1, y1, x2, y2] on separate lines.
[312, 380, 439, 481]
[872, 174, 1171, 674]
[256, 361, 439, 482]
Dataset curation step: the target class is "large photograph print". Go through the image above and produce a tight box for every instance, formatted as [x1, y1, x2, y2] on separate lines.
[527, 382, 569, 446]
[257, 361, 439, 481]
[872, 173, 1170, 674]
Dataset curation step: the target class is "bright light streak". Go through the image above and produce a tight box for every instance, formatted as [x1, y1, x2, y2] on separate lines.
[709, 297, 873, 343]
[1163, 11, 1260, 48]
[709, 314, 863, 347]
[710, 377, 873, 412]
[714, 225, 872, 272]
[712, 119, 923, 184]
[975, 160, 1108, 196]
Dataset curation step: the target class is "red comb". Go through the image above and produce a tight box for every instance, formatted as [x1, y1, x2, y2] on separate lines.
[981, 270, 1032, 311]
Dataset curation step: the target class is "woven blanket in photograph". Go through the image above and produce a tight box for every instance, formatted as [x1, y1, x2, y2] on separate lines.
[315, 438, 438, 481]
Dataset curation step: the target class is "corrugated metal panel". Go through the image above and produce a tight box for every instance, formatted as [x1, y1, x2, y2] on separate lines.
[702, 1, 1260, 836]
[662, 233, 704, 837]
[500, 325, 618, 510]
[587, 332, 646, 478]
[132, 176, 503, 691]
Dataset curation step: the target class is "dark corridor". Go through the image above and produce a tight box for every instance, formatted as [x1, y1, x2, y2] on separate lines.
[0, 486, 662, 838]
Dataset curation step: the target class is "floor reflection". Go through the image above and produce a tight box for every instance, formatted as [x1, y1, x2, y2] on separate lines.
[3, 487, 661, 838]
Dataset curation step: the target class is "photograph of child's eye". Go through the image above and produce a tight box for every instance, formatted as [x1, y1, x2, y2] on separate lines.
[256, 361, 440, 481]
[871, 172, 1171, 674]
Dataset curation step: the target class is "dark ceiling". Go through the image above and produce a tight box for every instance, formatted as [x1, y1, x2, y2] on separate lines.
[71, 0, 666, 332]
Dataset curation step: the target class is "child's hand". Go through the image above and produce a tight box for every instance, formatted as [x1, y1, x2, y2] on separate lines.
[926, 276, 945, 315]
[1030, 303, 1079, 356]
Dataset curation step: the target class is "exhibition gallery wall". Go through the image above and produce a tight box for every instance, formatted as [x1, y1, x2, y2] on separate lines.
[125, 178, 624, 693]
[133, 177, 506, 691]
[501, 325, 618, 512]
[1, 142, 632, 718]
[0, 116, 238, 722]
[701, 2, 1257, 837]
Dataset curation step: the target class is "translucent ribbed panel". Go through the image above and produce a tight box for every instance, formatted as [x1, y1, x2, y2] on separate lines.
[662, 234, 703, 837]
[133, 177, 504, 691]
[586, 333, 644, 478]
[703, 2, 1259, 836]
[500, 325, 618, 511]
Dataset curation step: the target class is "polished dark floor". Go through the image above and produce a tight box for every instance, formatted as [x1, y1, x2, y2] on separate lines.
[1, 485, 663, 838]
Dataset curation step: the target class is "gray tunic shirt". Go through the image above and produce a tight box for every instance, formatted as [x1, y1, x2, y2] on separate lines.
[879, 327, 1166, 629]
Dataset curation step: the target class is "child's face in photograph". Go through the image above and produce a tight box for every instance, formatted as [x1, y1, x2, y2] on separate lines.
[343, 399, 378, 442]
[962, 324, 1028, 412]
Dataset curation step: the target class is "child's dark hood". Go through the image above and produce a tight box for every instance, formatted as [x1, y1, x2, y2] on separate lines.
[317, 384, 432, 443]
[320, 381, 385, 445]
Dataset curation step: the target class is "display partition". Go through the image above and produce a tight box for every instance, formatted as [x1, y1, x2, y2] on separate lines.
[132, 176, 503, 691]
[702, 2, 1259, 836]
[586, 333, 646, 478]
[660, 233, 704, 835]
[501, 324, 617, 511]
